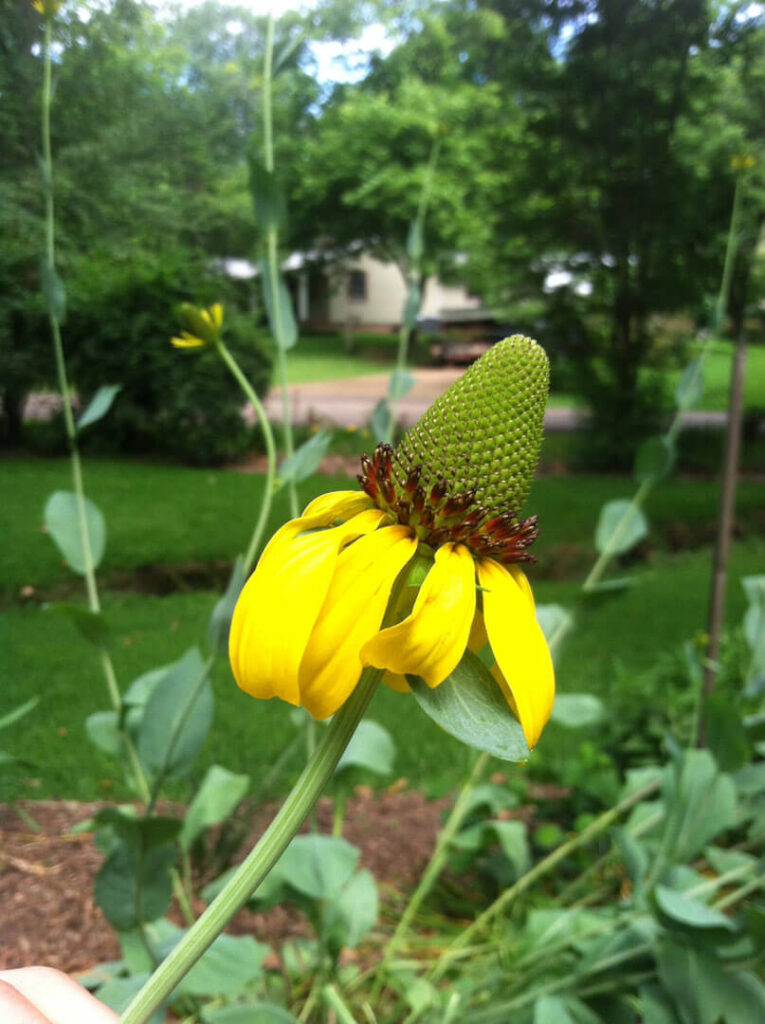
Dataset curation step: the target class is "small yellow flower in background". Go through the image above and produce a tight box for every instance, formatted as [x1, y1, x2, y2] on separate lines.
[230, 336, 555, 749]
[731, 154, 756, 171]
[33, 0, 63, 16]
[171, 302, 224, 349]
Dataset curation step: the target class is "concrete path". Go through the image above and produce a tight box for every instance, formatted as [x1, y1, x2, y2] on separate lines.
[24, 370, 729, 432]
[260, 368, 728, 432]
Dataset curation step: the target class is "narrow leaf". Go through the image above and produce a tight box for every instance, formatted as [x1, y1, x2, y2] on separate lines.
[675, 358, 705, 410]
[77, 384, 122, 432]
[40, 258, 66, 322]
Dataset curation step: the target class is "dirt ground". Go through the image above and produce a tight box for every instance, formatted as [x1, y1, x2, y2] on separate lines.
[0, 790, 448, 976]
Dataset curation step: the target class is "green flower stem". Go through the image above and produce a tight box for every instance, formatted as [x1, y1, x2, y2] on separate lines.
[119, 667, 382, 1024]
[321, 984, 358, 1024]
[216, 340, 278, 574]
[371, 750, 489, 998]
[430, 777, 661, 981]
[262, 12, 298, 519]
[386, 139, 440, 444]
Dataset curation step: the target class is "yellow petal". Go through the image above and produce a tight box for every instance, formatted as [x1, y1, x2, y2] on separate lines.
[170, 332, 204, 349]
[229, 509, 385, 707]
[298, 526, 417, 719]
[477, 558, 554, 748]
[362, 542, 476, 688]
[301, 490, 374, 522]
[469, 610, 489, 653]
[210, 303, 223, 328]
[509, 565, 535, 608]
[382, 671, 410, 693]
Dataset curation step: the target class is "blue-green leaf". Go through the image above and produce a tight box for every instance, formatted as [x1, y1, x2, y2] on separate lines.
[179, 765, 250, 852]
[550, 693, 604, 729]
[336, 719, 395, 777]
[77, 385, 122, 432]
[409, 650, 530, 762]
[208, 556, 245, 655]
[594, 499, 648, 556]
[675, 358, 705, 410]
[278, 429, 332, 483]
[635, 435, 676, 483]
[260, 258, 297, 350]
[44, 490, 106, 574]
[40, 258, 66, 322]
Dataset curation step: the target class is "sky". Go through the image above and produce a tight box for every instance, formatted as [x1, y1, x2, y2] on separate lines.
[163, 0, 395, 83]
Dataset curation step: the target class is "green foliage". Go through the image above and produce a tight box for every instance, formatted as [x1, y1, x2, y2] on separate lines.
[62, 249, 271, 464]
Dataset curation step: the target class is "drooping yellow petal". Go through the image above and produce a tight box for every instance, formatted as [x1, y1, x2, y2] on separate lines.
[477, 557, 554, 748]
[362, 542, 476, 688]
[298, 526, 417, 719]
[210, 303, 223, 328]
[302, 490, 375, 522]
[171, 331, 204, 349]
[468, 610, 489, 653]
[509, 565, 535, 608]
[382, 671, 410, 693]
[229, 509, 385, 706]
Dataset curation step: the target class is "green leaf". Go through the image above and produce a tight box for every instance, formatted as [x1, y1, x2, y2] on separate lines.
[401, 282, 422, 331]
[278, 429, 332, 483]
[657, 939, 765, 1024]
[49, 604, 110, 646]
[550, 693, 604, 729]
[40, 258, 66, 322]
[208, 557, 245, 655]
[326, 868, 378, 949]
[179, 765, 250, 853]
[249, 158, 287, 232]
[703, 692, 749, 772]
[660, 750, 738, 863]
[389, 368, 415, 400]
[0, 697, 39, 731]
[94, 839, 176, 930]
[409, 650, 530, 762]
[675, 358, 705, 410]
[85, 711, 121, 756]
[95, 973, 164, 1024]
[204, 1005, 298, 1024]
[94, 808, 181, 851]
[617, 827, 648, 887]
[594, 499, 648, 556]
[336, 719, 395, 777]
[634, 435, 676, 483]
[491, 820, 530, 876]
[371, 397, 392, 443]
[260, 258, 297, 350]
[734, 760, 765, 795]
[639, 984, 681, 1024]
[178, 933, 267, 997]
[136, 647, 213, 780]
[77, 385, 122, 432]
[534, 995, 576, 1024]
[535, 604, 573, 656]
[44, 490, 106, 574]
[655, 885, 737, 932]
[123, 664, 173, 708]
[278, 835, 359, 902]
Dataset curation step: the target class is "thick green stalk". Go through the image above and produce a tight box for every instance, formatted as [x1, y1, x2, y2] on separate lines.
[386, 139, 440, 443]
[120, 668, 382, 1024]
[216, 340, 278, 572]
[262, 12, 298, 518]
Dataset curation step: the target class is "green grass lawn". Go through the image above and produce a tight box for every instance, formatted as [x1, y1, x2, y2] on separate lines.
[2, 458, 763, 593]
[2, 537, 761, 802]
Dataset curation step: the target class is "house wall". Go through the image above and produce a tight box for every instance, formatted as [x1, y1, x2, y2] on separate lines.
[323, 252, 480, 329]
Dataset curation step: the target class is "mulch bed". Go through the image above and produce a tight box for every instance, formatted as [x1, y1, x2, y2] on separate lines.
[0, 790, 449, 976]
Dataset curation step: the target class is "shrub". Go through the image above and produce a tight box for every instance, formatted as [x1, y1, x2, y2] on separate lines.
[65, 247, 271, 464]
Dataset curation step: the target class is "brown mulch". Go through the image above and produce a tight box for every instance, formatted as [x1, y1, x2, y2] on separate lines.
[0, 790, 449, 976]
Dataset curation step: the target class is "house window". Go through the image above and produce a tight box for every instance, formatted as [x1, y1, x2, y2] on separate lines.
[347, 270, 367, 301]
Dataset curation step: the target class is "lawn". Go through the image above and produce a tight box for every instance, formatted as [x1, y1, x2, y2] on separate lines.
[3, 538, 761, 802]
[2, 456, 763, 802]
[2, 458, 763, 593]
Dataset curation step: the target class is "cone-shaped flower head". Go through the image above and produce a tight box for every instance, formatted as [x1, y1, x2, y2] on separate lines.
[229, 336, 555, 749]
